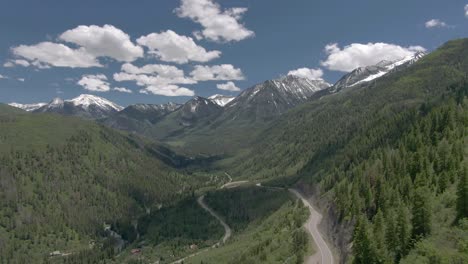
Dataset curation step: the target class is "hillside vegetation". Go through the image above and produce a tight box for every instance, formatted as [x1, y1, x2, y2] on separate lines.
[188, 186, 310, 264]
[0, 108, 209, 263]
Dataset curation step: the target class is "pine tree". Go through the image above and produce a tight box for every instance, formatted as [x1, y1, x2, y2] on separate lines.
[372, 210, 389, 263]
[353, 217, 377, 264]
[411, 187, 431, 240]
[456, 166, 468, 222]
[395, 205, 411, 261]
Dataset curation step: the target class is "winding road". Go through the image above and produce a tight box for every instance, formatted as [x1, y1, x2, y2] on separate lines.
[197, 195, 232, 244]
[172, 176, 335, 264]
[289, 189, 335, 264]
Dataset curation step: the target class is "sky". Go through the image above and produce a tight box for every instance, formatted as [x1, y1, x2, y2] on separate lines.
[0, 0, 467, 106]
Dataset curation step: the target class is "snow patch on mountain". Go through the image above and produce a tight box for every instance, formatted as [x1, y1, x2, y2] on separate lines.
[8, 102, 47, 111]
[209, 94, 235, 107]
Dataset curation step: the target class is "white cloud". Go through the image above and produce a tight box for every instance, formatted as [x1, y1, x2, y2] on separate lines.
[425, 19, 447, 28]
[0, 74, 6, 79]
[4, 59, 30, 67]
[59, 24, 143, 62]
[12, 42, 102, 68]
[137, 30, 221, 64]
[190, 64, 245, 81]
[140, 85, 195, 97]
[287, 68, 324, 80]
[217, 81, 240, 91]
[114, 63, 196, 97]
[114, 63, 196, 86]
[321, 42, 426, 72]
[3, 61, 14, 67]
[114, 87, 133, 93]
[17, 78, 25, 82]
[465, 4, 468, 17]
[77, 74, 110, 92]
[175, 0, 254, 42]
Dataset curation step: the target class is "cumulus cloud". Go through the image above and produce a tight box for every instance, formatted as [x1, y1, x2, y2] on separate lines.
[114, 63, 196, 85]
[59, 24, 143, 62]
[114, 63, 196, 97]
[17, 78, 25, 82]
[425, 19, 447, 28]
[0, 74, 6, 79]
[217, 81, 241, 91]
[77, 74, 110, 92]
[114, 87, 133, 93]
[137, 30, 221, 64]
[140, 85, 195, 97]
[4, 59, 30, 67]
[12, 42, 102, 68]
[465, 4, 468, 17]
[287, 68, 324, 80]
[175, 0, 254, 42]
[321, 42, 426, 72]
[190, 64, 245, 81]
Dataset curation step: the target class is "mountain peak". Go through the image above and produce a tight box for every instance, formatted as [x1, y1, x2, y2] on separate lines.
[67, 94, 123, 111]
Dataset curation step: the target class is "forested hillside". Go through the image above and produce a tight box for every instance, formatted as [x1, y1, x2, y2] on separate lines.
[0, 107, 208, 263]
[329, 99, 468, 263]
[221, 39, 468, 262]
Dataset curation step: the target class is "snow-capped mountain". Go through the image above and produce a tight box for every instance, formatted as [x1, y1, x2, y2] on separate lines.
[332, 52, 426, 92]
[68, 94, 123, 112]
[208, 94, 235, 107]
[224, 75, 330, 120]
[8, 102, 47, 112]
[34, 94, 123, 119]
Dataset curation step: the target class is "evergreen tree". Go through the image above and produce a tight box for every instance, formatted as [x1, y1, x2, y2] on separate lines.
[395, 205, 411, 261]
[411, 187, 431, 240]
[456, 166, 468, 222]
[353, 217, 377, 264]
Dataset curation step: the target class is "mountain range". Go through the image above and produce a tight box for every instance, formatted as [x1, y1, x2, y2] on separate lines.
[9, 52, 424, 124]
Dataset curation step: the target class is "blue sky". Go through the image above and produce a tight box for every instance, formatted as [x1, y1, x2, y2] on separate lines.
[0, 0, 467, 106]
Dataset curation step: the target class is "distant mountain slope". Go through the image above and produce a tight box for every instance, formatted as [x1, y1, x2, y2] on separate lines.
[148, 96, 223, 140]
[224, 75, 330, 121]
[152, 76, 330, 155]
[178, 96, 223, 126]
[32, 94, 123, 119]
[102, 102, 181, 135]
[331, 52, 425, 92]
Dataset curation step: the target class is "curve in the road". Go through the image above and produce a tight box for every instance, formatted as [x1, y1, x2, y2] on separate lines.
[170, 195, 232, 264]
[197, 195, 232, 244]
[289, 189, 334, 264]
